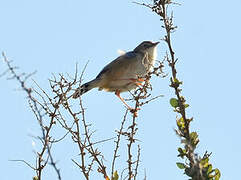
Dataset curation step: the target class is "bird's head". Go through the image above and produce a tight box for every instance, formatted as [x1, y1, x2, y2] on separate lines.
[134, 41, 159, 60]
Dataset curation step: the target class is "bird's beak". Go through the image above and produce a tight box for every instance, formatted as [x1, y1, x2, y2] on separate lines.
[153, 41, 160, 46]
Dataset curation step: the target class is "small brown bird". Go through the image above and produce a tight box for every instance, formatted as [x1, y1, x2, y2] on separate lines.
[73, 41, 159, 110]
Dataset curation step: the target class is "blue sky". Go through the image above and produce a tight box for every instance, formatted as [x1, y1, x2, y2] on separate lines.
[1, 0, 241, 179]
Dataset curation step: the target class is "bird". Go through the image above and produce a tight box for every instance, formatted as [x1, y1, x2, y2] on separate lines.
[72, 41, 159, 110]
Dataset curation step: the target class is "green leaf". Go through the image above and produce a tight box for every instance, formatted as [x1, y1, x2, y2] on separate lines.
[184, 104, 189, 108]
[177, 147, 186, 158]
[190, 132, 199, 146]
[178, 147, 183, 153]
[214, 169, 221, 180]
[207, 164, 213, 174]
[33, 177, 38, 180]
[112, 171, 119, 180]
[200, 157, 209, 168]
[176, 162, 185, 169]
[173, 78, 183, 85]
[170, 98, 178, 108]
[174, 78, 179, 83]
[177, 117, 185, 129]
[185, 167, 193, 177]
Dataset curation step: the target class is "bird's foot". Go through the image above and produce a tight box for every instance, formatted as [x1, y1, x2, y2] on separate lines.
[129, 78, 145, 87]
[137, 78, 145, 82]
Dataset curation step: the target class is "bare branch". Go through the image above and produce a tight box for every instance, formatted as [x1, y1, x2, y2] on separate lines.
[9, 159, 36, 170]
[111, 110, 128, 178]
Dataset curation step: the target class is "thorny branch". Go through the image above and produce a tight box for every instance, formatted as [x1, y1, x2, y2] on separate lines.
[2, 18, 166, 180]
[111, 110, 128, 179]
[116, 60, 165, 180]
[2, 52, 61, 180]
[46, 69, 111, 179]
[136, 0, 221, 179]
[2, 54, 111, 180]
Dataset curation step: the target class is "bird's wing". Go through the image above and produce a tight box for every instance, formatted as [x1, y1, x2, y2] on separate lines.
[96, 51, 143, 79]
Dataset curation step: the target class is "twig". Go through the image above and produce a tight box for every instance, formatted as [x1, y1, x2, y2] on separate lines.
[133, 145, 141, 180]
[137, 1, 221, 179]
[2, 53, 61, 180]
[9, 159, 36, 170]
[111, 110, 128, 178]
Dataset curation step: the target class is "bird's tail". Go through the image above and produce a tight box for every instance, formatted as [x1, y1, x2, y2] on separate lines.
[72, 79, 100, 99]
